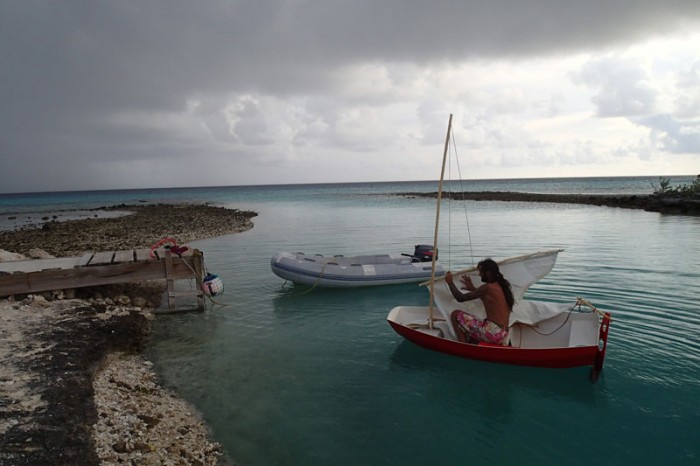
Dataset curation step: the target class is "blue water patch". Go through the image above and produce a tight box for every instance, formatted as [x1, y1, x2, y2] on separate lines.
[4, 177, 699, 465]
[148, 182, 697, 465]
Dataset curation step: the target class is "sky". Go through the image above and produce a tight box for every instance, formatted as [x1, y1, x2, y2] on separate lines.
[1, 1, 699, 194]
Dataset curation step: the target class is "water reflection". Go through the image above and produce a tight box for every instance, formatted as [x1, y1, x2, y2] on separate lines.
[389, 340, 606, 406]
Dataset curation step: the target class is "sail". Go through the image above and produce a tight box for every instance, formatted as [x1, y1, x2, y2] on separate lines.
[424, 249, 563, 333]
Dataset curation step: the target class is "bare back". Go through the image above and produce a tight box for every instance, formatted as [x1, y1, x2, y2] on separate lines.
[476, 282, 510, 329]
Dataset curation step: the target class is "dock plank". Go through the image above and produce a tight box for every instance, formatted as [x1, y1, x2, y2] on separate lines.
[168, 290, 204, 298]
[90, 251, 115, 266]
[75, 252, 94, 268]
[134, 249, 152, 262]
[0, 255, 202, 296]
[113, 250, 135, 264]
[0, 257, 79, 274]
[151, 248, 167, 260]
[0, 248, 206, 313]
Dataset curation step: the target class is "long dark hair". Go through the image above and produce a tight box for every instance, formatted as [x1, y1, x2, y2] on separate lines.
[478, 259, 515, 311]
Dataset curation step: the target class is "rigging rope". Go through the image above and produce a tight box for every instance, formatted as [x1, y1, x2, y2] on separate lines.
[521, 298, 609, 337]
[279, 257, 330, 295]
[445, 129, 476, 267]
[299, 261, 329, 294]
[525, 304, 575, 336]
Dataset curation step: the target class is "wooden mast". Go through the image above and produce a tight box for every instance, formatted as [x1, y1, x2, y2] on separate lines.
[429, 113, 452, 328]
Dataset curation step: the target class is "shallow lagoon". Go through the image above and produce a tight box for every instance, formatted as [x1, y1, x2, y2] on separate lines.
[134, 179, 700, 465]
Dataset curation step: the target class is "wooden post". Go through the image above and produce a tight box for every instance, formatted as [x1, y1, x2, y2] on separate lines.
[163, 249, 205, 313]
[429, 113, 452, 329]
[193, 250, 205, 311]
[165, 249, 175, 311]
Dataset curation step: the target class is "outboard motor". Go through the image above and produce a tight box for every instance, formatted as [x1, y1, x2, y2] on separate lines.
[413, 244, 437, 262]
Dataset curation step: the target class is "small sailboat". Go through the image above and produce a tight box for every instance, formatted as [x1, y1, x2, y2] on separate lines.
[387, 249, 612, 369]
[271, 245, 446, 288]
[386, 114, 612, 377]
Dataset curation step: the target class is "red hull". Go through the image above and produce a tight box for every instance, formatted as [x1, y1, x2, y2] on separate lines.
[388, 320, 602, 368]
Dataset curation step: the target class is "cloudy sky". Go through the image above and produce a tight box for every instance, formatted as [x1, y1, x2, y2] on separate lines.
[1, 1, 699, 193]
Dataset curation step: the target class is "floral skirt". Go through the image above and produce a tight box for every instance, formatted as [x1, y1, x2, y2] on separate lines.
[454, 311, 509, 345]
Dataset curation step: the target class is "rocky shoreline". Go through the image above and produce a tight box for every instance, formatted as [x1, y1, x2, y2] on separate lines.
[399, 191, 700, 216]
[1, 204, 256, 465]
[0, 203, 257, 257]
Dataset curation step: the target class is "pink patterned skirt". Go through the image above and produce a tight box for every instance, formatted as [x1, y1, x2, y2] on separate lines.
[454, 311, 509, 345]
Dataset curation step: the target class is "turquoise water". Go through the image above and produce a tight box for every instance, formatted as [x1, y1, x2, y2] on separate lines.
[0, 175, 693, 213]
[2, 177, 699, 465]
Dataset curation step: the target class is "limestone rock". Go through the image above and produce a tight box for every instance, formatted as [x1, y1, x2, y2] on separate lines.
[27, 248, 55, 259]
[0, 249, 26, 262]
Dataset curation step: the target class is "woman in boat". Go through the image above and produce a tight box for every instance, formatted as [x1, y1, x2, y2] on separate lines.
[444, 259, 514, 346]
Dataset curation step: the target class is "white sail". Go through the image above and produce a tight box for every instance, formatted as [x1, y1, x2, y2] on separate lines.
[422, 249, 563, 338]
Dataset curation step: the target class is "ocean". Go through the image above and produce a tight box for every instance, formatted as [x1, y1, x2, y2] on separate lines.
[1, 176, 699, 465]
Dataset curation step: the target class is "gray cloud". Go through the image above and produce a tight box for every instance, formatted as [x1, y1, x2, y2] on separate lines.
[672, 59, 700, 119]
[575, 57, 658, 117]
[573, 55, 700, 157]
[636, 115, 700, 154]
[1, 0, 699, 192]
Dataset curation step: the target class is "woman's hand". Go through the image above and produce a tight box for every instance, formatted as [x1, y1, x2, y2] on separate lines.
[445, 271, 454, 285]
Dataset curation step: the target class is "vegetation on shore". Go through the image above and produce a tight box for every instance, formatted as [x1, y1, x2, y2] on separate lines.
[654, 175, 700, 198]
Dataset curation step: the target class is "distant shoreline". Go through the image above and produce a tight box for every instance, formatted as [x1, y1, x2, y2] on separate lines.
[398, 191, 700, 216]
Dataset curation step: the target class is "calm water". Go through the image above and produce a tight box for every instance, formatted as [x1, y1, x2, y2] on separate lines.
[2, 176, 699, 465]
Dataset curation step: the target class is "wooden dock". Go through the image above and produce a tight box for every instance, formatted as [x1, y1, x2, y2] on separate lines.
[0, 247, 206, 312]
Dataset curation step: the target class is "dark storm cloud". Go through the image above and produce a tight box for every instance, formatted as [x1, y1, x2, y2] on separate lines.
[1, 0, 699, 192]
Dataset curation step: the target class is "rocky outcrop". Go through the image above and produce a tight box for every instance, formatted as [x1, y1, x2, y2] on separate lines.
[0, 203, 257, 257]
[400, 191, 700, 216]
[0, 298, 153, 465]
